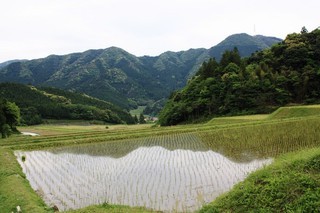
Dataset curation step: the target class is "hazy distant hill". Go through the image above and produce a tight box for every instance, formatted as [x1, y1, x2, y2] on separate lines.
[0, 59, 27, 68]
[0, 33, 281, 110]
[208, 33, 282, 60]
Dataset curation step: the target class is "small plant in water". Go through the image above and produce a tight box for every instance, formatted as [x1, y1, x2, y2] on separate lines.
[21, 155, 26, 162]
[102, 202, 111, 208]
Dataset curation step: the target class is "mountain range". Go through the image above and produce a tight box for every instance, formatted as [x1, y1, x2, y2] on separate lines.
[0, 33, 282, 111]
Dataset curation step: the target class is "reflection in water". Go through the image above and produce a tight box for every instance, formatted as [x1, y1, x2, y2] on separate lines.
[15, 133, 272, 212]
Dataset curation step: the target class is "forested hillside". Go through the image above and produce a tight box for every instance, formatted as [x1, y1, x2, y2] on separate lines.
[159, 29, 320, 126]
[0, 34, 280, 111]
[0, 83, 135, 125]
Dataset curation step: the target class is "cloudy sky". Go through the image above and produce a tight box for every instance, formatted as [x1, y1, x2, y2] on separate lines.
[1, 0, 319, 63]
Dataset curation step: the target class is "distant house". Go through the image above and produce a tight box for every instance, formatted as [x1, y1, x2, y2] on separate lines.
[145, 117, 159, 122]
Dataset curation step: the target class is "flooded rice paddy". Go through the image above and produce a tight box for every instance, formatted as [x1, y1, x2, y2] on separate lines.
[15, 133, 272, 212]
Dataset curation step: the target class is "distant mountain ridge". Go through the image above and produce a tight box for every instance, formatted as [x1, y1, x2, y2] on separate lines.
[0, 59, 27, 68]
[0, 33, 282, 110]
[208, 33, 282, 60]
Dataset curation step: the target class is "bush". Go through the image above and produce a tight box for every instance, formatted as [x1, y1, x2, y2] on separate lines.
[1, 124, 12, 138]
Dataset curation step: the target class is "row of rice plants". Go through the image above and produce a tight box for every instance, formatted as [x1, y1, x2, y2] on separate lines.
[2, 113, 275, 149]
[199, 117, 320, 162]
[15, 133, 271, 212]
[5, 105, 319, 150]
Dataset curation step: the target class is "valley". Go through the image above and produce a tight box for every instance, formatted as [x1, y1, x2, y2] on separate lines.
[1, 105, 320, 212]
[0, 29, 319, 212]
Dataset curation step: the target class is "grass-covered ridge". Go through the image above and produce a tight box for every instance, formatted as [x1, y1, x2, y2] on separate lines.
[0, 105, 319, 212]
[0, 148, 49, 212]
[200, 148, 320, 212]
[268, 104, 320, 120]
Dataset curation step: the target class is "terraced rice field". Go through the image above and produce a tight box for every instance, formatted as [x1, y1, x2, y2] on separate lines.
[15, 134, 271, 212]
[2, 105, 320, 212]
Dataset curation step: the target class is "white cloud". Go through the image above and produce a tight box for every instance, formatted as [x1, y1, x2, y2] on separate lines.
[1, 0, 319, 62]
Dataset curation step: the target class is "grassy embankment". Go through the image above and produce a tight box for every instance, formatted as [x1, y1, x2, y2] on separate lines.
[200, 105, 320, 212]
[0, 105, 320, 212]
[200, 148, 320, 212]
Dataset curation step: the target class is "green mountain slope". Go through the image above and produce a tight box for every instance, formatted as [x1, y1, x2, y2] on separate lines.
[0, 34, 281, 111]
[0, 82, 135, 125]
[158, 29, 320, 125]
[209, 33, 282, 61]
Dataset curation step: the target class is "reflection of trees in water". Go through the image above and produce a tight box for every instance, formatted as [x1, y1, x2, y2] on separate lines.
[16, 144, 271, 212]
[50, 133, 210, 158]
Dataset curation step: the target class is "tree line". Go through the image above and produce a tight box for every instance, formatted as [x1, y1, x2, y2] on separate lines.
[159, 28, 320, 125]
[0, 83, 137, 126]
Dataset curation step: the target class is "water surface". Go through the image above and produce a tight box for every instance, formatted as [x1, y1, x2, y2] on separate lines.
[16, 133, 272, 212]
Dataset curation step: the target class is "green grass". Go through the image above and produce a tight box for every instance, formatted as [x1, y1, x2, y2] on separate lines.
[268, 104, 320, 120]
[0, 148, 50, 213]
[1, 104, 320, 212]
[207, 104, 320, 126]
[65, 203, 151, 213]
[199, 148, 320, 212]
[129, 106, 146, 116]
[207, 114, 268, 125]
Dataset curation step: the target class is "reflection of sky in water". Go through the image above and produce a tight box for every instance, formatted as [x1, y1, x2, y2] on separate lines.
[15, 134, 272, 212]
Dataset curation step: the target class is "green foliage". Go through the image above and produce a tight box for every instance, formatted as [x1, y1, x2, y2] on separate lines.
[133, 115, 139, 123]
[3, 101, 20, 131]
[159, 29, 320, 125]
[0, 98, 20, 138]
[143, 98, 166, 116]
[0, 83, 134, 125]
[1, 124, 12, 138]
[20, 107, 42, 125]
[139, 113, 146, 124]
[304, 154, 320, 172]
[0, 35, 281, 114]
[220, 47, 242, 69]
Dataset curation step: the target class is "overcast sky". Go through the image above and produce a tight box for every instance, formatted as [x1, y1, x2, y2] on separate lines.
[1, 0, 319, 63]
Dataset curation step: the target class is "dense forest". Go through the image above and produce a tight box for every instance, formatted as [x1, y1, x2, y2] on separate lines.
[159, 28, 320, 126]
[0, 83, 135, 125]
[0, 34, 280, 112]
[0, 98, 20, 138]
